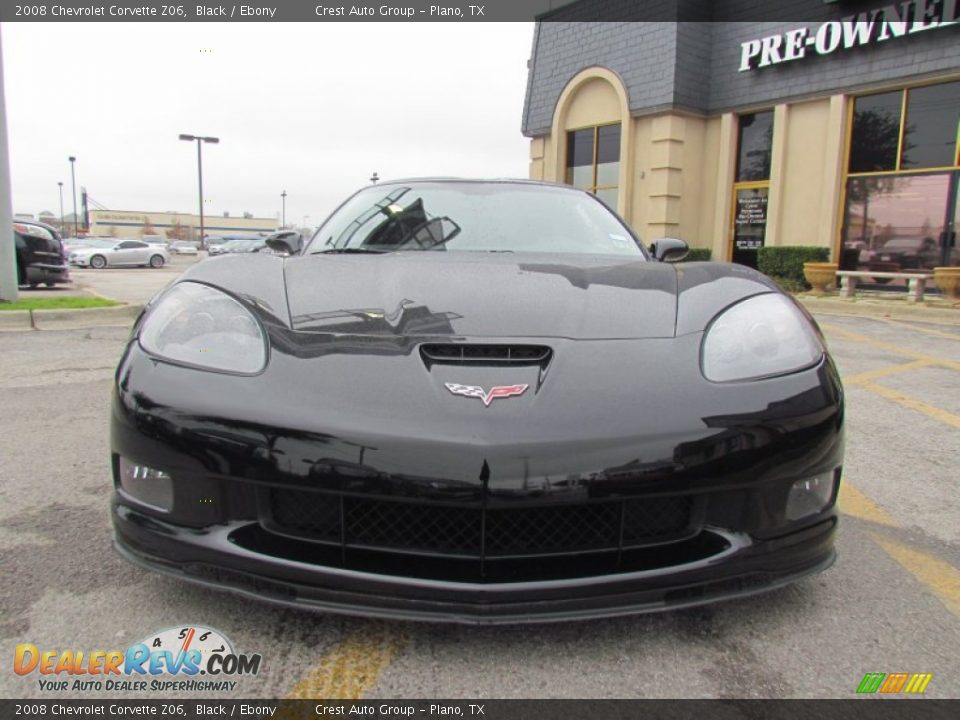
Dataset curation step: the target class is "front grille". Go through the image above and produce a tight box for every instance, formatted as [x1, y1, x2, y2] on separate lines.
[264, 489, 696, 561]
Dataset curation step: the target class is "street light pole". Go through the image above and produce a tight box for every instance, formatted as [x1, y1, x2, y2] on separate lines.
[68, 156, 78, 237]
[0, 32, 18, 301]
[281, 190, 287, 228]
[179, 134, 219, 247]
[57, 182, 65, 236]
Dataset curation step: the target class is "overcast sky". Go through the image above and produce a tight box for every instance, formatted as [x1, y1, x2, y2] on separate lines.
[2, 22, 534, 225]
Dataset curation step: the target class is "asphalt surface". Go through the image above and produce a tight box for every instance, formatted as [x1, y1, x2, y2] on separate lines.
[1, 276, 958, 699]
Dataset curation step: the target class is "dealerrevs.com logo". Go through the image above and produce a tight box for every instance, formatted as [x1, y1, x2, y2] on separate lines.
[14, 625, 261, 693]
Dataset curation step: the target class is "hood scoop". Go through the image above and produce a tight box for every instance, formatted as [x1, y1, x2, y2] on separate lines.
[420, 343, 552, 369]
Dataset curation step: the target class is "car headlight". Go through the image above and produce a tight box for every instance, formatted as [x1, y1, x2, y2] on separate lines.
[701, 293, 823, 382]
[139, 282, 267, 374]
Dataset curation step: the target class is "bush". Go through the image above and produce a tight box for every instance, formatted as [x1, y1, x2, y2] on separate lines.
[757, 246, 830, 289]
[680, 247, 712, 262]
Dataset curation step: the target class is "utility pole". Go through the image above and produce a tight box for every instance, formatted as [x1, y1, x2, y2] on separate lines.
[179, 134, 219, 247]
[0, 32, 18, 301]
[58, 182, 65, 236]
[68, 156, 78, 237]
[281, 190, 287, 228]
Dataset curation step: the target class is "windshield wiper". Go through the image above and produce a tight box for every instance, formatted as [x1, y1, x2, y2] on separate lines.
[314, 247, 388, 255]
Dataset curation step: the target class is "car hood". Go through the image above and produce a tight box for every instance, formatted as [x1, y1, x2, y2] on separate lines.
[282, 252, 679, 339]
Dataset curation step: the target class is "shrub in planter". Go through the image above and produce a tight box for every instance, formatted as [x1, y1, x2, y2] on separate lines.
[757, 246, 830, 289]
[679, 248, 712, 262]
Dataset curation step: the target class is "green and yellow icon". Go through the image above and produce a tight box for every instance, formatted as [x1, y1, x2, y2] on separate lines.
[857, 672, 933, 694]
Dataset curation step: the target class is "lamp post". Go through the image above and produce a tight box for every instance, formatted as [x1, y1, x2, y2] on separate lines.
[281, 190, 287, 228]
[68, 156, 78, 237]
[57, 182, 65, 236]
[179, 134, 219, 247]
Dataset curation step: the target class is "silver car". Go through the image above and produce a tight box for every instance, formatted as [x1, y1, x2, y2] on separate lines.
[69, 239, 170, 269]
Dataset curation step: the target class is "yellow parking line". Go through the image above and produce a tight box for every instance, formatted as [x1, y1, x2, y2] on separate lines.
[843, 359, 934, 386]
[878, 317, 960, 341]
[285, 623, 406, 700]
[858, 381, 960, 430]
[870, 533, 960, 620]
[820, 323, 960, 372]
[838, 483, 897, 527]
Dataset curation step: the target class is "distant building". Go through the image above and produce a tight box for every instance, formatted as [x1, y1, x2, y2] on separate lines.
[88, 210, 277, 240]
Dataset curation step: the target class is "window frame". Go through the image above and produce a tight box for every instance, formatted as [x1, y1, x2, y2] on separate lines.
[728, 110, 775, 262]
[835, 78, 960, 266]
[564, 122, 621, 206]
[846, 81, 960, 179]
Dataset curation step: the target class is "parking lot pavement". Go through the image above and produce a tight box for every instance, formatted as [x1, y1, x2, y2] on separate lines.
[0, 311, 958, 699]
[64, 253, 203, 305]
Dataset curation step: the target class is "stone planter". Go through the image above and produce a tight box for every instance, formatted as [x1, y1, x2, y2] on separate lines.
[802, 262, 839, 296]
[933, 266, 960, 300]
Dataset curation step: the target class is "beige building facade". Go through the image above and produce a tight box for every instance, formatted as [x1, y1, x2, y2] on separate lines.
[523, 13, 960, 271]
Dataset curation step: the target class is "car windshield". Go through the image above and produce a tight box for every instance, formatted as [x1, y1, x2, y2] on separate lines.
[306, 182, 644, 257]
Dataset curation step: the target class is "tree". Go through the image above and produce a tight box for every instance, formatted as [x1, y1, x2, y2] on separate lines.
[166, 220, 191, 241]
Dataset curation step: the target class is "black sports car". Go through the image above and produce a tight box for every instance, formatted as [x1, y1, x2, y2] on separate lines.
[111, 179, 844, 623]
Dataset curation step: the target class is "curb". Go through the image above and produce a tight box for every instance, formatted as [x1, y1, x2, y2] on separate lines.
[31, 304, 143, 330]
[0, 304, 143, 331]
[0, 310, 32, 332]
[798, 295, 960, 326]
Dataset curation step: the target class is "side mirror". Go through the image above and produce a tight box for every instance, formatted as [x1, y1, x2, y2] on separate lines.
[649, 237, 689, 263]
[265, 231, 303, 256]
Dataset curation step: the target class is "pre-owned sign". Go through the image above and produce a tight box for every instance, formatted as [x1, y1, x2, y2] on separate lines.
[739, 0, 959, 72]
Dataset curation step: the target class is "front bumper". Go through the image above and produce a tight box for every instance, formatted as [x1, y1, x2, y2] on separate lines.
[25, 263, 70, 284]
[113, 502, 836, 624]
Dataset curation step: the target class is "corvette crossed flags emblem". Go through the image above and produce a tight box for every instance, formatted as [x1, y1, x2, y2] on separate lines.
[444, 383, 529, 406]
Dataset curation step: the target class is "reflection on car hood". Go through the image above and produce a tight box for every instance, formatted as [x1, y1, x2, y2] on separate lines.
[283, 252, 678, 339]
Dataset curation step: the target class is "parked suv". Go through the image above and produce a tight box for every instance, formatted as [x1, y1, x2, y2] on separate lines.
[14, 220, 71, 288]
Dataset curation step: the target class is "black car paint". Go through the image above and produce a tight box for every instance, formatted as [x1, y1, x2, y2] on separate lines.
[14, 220, 70, 287]
[111, 182, 843, 623]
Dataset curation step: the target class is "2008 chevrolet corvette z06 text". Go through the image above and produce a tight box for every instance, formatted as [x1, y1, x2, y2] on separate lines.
[111, 179, 844, 624]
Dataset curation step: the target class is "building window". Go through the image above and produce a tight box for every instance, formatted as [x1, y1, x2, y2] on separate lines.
[565, 123, 620, 208]
[902, 82, 960, 170]
[841, 81, 960, 274]
[849, 82, 960, 174]
[731, 111, 774, 268]
[735, 111, 774, 182]
[848, 91, 902, 173]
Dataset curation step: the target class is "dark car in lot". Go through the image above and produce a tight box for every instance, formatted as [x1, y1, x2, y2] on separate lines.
[14, 220, 70, 288]
[868, 236, 942, 272]
[111, 179, 844, 623]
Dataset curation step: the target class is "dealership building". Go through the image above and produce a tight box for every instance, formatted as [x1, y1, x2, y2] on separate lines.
[523, 0, 960, 270]
[88, 209, 277, 240]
